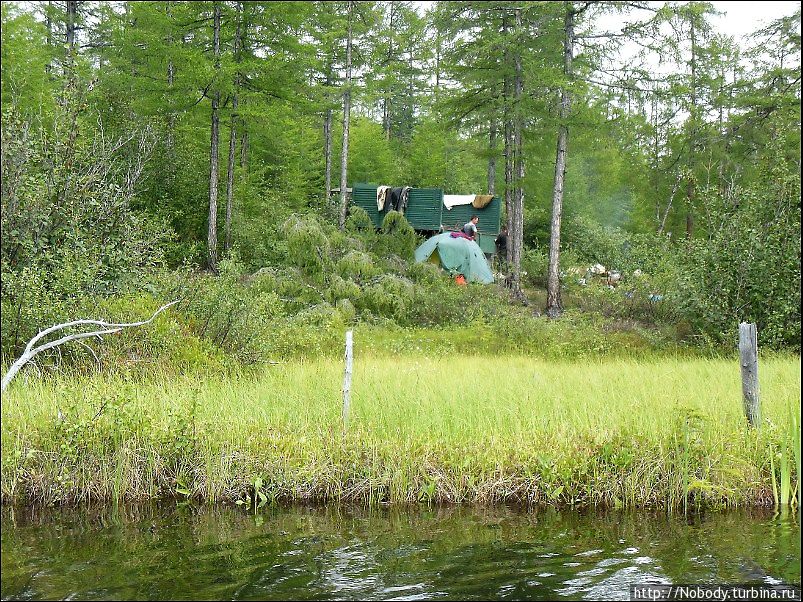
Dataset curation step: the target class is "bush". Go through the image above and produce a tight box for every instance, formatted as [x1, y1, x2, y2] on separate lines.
[0, 106, 170, 359]
[405, 277, 508, 326]
[325, 274, 363, 305]
[336, 250, 380, 282]
[154, 257, 287, 364]
[406, 260, 443, 285]
[380, 211, 418, 260]
[672, 179, 801, 350]
[90, 295, 228, 373]
[345, 205, 374, 232]
[360, 274, 415, 321]
[521, 247, 549, 287]
[281, 214, 331, 275]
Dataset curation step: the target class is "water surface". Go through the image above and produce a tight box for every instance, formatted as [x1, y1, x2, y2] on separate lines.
[2, 504, 800, 600]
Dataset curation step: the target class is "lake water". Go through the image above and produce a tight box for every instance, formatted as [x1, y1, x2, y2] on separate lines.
[1, 503, 800, 600]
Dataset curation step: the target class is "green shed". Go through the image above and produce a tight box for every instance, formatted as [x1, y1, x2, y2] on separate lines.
[350, 183, 502, 255]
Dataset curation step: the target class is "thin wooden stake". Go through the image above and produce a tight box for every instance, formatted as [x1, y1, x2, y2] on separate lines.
[739, 322, 760, 429]
[342, 330, 353, 432]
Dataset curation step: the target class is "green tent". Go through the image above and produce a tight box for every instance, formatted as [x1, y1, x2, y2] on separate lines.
[414, 233, 494, 284]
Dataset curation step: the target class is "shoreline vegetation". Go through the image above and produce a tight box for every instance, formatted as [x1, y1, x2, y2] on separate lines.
[2, 353, 799, 510]
[1, 0, 800, 523]
[1, 114, 799, 513]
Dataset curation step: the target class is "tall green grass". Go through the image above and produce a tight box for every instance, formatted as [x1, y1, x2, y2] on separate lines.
[1, 355, 799, 510]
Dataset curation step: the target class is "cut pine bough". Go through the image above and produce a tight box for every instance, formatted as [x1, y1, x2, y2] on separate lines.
[1, 355, 799, 510]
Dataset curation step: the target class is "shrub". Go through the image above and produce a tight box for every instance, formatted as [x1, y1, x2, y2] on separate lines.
[90, 295, 228, 373]
[360, 274, 415, 320]
[563, 214, 625, 268]
[406, 260, 443, 285]
[335, 298, 357, 324]
[0, 105, 170, 359]
[329, 231, 366, 259]
[281, 214, 331, 275]
[521, 247, 549, 287]
[325, 274, 363, 305]
[345, 205, 374, 232]
[336, 250, 380, 282]
[380, 211, 418, 260]
[672, 179, 801, 350]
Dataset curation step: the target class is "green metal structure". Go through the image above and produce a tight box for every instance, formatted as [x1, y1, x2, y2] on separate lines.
[351, 183, 502, 255]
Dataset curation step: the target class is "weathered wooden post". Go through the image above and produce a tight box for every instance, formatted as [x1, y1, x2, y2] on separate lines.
[739, 322, 760, 428]
[342, 330, 353, 432]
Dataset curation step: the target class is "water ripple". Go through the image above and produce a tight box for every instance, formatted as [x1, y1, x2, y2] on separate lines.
[1, 505, 799, 601]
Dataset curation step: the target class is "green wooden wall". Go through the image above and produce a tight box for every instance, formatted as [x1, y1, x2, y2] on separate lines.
[351, 183, 501, 254]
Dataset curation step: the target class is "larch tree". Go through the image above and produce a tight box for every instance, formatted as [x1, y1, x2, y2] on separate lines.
[207, 0, 221, 271]
[338, 0, 354, 231]
[545, 2, 581, 319]
[224, 0, 243, 253]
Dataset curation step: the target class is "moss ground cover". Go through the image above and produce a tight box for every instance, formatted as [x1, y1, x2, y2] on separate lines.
[1, 354, 799, 510]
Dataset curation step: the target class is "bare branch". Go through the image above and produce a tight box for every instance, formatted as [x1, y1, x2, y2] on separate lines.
[2, 301, 179, 392]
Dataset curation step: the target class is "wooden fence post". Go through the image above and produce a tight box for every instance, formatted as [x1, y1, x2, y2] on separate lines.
[342, 330, 353, 432]
[739, 322, 760, 429]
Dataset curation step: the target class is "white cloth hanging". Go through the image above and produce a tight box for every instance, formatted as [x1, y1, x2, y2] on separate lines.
[443, 194, 475, 210]
[377, 185, 391, 210]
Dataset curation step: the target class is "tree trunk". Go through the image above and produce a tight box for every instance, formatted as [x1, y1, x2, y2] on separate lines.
[504, 113, 513, 270]
[66, 1, 77, 50]
[435, 29, 441, 92]
[166, 1, 176, 184]
[338, 1, 354, 231]
[224, 1, 243, 253]
[64, 0, 77, 77]
[685, 180, 694, 238]
[651, 84, 661, 228]
[240, 130, 248, 169]
[502, 14, 513, 272]
[546, 4, 574, 319]
[224, 100, 237, 253]
[510, 7, 525, 299]
[383, 2, 396, 141]
[208, 1, 221, 271]
[487, 119, 497, 195]
[686, 15, 697, 239]
[658, 171, 683, 235]
[383, 98, 391, 141]
[407, 51, 414, 138]
[46, 2, 52, 46]
[238, 5, 249, 174]
[45, 1, 53, 74]
[324, 107, 333, 201]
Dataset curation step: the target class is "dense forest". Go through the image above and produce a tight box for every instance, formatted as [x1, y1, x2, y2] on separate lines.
[1, 0, 800, 371]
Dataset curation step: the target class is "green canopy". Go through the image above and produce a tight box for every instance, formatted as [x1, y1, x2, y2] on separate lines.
[414, 233, 494, 284]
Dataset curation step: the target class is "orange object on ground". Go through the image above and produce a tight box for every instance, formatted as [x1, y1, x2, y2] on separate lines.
[455, 274, 467, 286]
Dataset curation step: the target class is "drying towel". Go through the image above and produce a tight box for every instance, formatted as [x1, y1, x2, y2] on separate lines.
[398, 186, 411, 213]
[450, 231, 473, 240]
[377, 185, 391, 210]
[388, 187, 402, 211]
[443, 194, 475, 210]
[472, 194, 494, 209]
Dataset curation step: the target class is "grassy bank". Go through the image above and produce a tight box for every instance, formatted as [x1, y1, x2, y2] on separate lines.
[2, 355, 800, 510]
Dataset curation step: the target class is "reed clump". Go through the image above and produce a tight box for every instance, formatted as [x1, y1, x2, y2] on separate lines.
[2, 355, 799, 510]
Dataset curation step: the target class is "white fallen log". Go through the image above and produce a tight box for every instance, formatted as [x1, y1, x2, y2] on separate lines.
[1, 300, 179, 392]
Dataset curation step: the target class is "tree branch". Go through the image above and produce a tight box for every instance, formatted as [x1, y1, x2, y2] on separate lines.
[2, 301, 179, 392]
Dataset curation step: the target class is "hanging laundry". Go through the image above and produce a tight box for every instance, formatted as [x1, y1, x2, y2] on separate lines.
[398, 186, 411, 214]
[388, 187, 402, 211]
[443, 194, 475, 210]
[376, 185, 391, 210]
